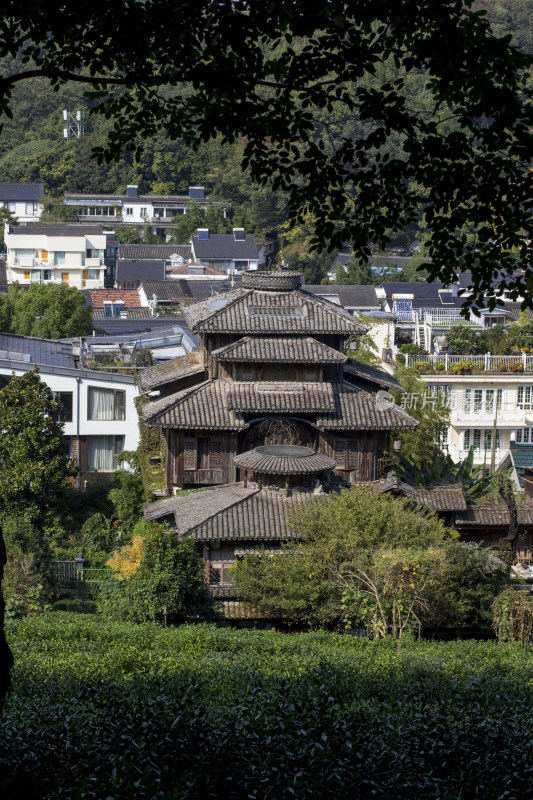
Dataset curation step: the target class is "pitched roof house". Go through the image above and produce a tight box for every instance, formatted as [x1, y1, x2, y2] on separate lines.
[142, 270, 417, 619]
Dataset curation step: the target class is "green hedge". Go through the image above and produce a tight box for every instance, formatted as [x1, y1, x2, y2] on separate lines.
[2, 614, 533, 798]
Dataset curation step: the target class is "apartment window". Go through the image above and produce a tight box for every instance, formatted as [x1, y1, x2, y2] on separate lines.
[140, 207, 147, 216]
[464, 388, 502, 413]
[30, 270, 41, 283]
[474, 390, 483, 413]
[463, 389, 471, 413]
[427, 385, 452, 407]
[234, 261, 248, 270]
[517, 386, 533, 410]
[25, 202, 36, 215]
[464, 429, 500, 451]
[87, 269, 100, 280]
[54, 251, 65, 266]
[515, 428, 533, 444]
[4, 202, 15, 212]
[42, 270, 51, 281]
[53, 392, 73, 423]
[88, 387, 126, 421]
[14, 248, 34, 265]
[87, 435, 124, 471]
[126, 207, 133, 216]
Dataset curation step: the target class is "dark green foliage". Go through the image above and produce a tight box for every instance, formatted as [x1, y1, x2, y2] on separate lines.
[50, 598, 97, 613]
[493, 587, 533, 643]
[0, 283, 92, 338]
[335, 257, 375, 285]
[2, 2, 533, 308]
[2, 617, 533, 799]
[396, 342, 427, 364]
[446, 325, 486, 355]
[0, 370, 76, 529]
[107, 458, 145, 536]
[103, 531, 216, 625]
[395, 446, 492, 495]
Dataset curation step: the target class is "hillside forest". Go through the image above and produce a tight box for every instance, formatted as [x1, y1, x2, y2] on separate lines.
[0, 1, 531, 285]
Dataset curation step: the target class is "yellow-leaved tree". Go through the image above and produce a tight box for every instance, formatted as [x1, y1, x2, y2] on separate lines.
[106, 535, 144, 581]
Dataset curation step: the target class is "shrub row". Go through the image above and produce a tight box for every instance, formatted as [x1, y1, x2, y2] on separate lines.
[2, 614, 533, 799]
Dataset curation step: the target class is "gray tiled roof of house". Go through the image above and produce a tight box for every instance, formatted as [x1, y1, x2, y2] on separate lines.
[89, 317, 188, 335]
[185, 279, 242, 301]
[116, 260, 165, 282]
[9, 225, 104, 237]
[0, 183, 44, 201]
[415, 485, 467, 512]
[453, 498, 533, 527]
[140, 280, 193, 301]
[0, 333, 76, 368]
[212, 336, 348, 364]
[190, 488, 315, 541]
[343, 361, 404, 392]
[191, 233, 259, 260]
[92, 308, 153, 319]
[138, 359, 206, 393]
[143, 483, 259, 528]
[143, 378, 417, 432]
[304, 284, 381, 309]
[234, 446, 336, 475]
[227, 382, 336, 414]
[143, 381, 247, 430]
[315, 382, 417, 430]
[118, 244, 192, 260]
[185, 287, 367, 335]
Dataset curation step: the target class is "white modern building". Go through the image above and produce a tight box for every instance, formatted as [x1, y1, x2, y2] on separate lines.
[405, 352, 533, 469]
[5, 225, 107, 289]
[0, 183, 44, 223]
[63, 185, 230, 225]
[0, 333, 138, 478]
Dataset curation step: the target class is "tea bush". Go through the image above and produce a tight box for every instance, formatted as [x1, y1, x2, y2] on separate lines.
[2, 614, 533, 799]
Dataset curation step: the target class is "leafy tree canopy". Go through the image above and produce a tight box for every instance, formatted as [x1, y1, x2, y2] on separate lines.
[0, 283, 92, 338]
[1, 1, 533, 309]
[0, 369, 76, 529]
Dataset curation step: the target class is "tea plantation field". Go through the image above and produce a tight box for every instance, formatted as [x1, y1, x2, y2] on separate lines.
[2, 613, 533, 799]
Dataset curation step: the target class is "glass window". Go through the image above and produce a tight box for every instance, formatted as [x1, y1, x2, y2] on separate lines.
[474, 390, 483, 413]
[140, 207, 147, 216]
[515, 428, 532, 444]
[4, 202, 15, 212]
[88, 387, 125, 421]
[87, 435, 124, 470]
[53, 392, 73, 422]
[463, 389, 471, 413]
[485, 390, 494, 413]
[87, 269, 99, 280]
[42, 270, 51, 281]
[518, 386, 533, 409]
[54, 251, 65, 266]
[126, 207, 133, 216]
[14, 249, 34, 265]
[473, 429, 481, 451]
[25, 202, 36, 215]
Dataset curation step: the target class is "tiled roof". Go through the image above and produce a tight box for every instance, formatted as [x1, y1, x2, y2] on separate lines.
[227, 382, 336, 414]
[140, 281, 193, 301]
[86, 290, 142, 308]
[190, 487, 314, 541]
[304, 284, 381, 309]
[212, 336, 348, 364]
[192, 233, 259, 260]
[184, 287, 367, 335]
[453, 499, 533, 527]
[142, 376, 417, 431]
[9, 225, 103, 236]
[234, 446, 336, 475]
[143, 381, 247, 430]
[343, 361, 404, 392]
[316, 382, 417, 431]
[115, 260, 165, 281]
[415, 485, 467, 512]
[118, 244, 192, 260]
[510, 445, 533, 470]
[0, 333, 76, 368]
[0, 182, 44, 201]
[169, 262, 225, 276]
[144, 483, 257, 526]
[92, 308, 152, 319]
[138, 358, 206, 393]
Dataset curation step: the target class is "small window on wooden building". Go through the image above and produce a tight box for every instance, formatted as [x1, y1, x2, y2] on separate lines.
[184, 436, 223, 470]
[335, 438, 358, 469]
[184, 438, 196, 470]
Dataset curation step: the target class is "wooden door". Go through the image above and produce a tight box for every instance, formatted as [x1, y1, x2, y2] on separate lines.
[61, 272, 69, 284]
[41, 249, 48, 262]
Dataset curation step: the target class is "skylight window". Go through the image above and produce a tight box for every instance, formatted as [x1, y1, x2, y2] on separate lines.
[438, 289, 454, 305]
[233, 228, 245, 241]
[197, 228, 209, 241]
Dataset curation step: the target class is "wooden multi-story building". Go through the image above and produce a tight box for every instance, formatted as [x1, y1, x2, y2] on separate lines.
[141, 270, 418, 619]
[140, 270, 416, 489]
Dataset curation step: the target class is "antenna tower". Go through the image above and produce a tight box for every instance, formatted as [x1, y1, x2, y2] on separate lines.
[63, 108, 85, 141]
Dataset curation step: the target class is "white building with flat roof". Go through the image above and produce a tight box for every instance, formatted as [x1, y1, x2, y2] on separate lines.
[5, 225, 107, 289]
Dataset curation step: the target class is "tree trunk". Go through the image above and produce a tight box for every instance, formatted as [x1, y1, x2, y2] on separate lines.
[0, 524, 14, 714]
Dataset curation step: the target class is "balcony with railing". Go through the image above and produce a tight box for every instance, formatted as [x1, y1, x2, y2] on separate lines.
[424, 312, 482, 329]
[406, 353, 533, 374]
